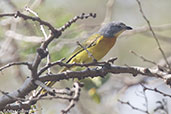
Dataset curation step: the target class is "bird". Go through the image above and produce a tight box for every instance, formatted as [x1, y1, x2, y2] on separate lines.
[39, 21, 132, 94]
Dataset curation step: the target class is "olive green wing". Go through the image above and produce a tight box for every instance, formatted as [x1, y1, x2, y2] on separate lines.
[66, 34, 101, 63]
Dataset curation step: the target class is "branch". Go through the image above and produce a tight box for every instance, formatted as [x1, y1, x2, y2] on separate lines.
[1, 82, 80, 111]
[39, 64, 171, 85]
[31, 13, 96, 78]
[0, 62, 31, 71]
[61, 82, 82, 114]
[38, 57, 117, 76]
[142, 85, 149, 114]
[130, 50, 167, 71]
[58, 13, 96, 32]
[136, 0, 171, 71]
[154, 99, 168, 114]
[26, 7, 52, 74]
[34, 80, 55, 96]
[0, 78, 37, 110]
[141, 84, 171, 98]
[130, 50, 157, 66]
[118, 100, 149, 114]
[0, 12, 97, 110]
[0, 60, 170, 110]
[38, 58, 66, 75]
[25, 6, 48, 40]
[0, 11, 57, 32]
[77, 41, 97, 62]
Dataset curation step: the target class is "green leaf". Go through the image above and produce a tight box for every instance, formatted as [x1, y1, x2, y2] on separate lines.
[88, 88, 101, 103]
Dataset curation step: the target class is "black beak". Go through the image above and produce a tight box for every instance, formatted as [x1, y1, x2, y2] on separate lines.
[125, 26, 133, 30]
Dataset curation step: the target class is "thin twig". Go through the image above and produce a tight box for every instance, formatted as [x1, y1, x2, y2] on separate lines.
[0, 12, 96, 110]
[38, 57, 117, 76]
[25, 6, 48, 40]
[0, 63, 170, 110]
[0, 62, 31, 71]
[142, 86, 149, 114]
[46, 54, 51, 74]
[31, 12, 97, 78]
[38, 58, 65, 75]
[58, 13, 96, 32]
[61, 82, 81, 114]
[34, 80, 55, 95]
[130, 50, 167, 71]
[2, 82, 80, 111]
[118, 100, 148, 114]
[130, 50, 157, 65]
[39, 64, 171, 83]
[154, 99, 168, 114]
[136, 0, 171, 71]
[25, 7, 52, 74]
[141, 84, 171, 98]
[77, 41, 97, 62]
[0, 90, 24, 103]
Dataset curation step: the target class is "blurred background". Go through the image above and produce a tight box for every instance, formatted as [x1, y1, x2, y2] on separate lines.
[0, 0, 171, 114]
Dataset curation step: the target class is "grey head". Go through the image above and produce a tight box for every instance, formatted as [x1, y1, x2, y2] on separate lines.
[98, 22, 132, 38]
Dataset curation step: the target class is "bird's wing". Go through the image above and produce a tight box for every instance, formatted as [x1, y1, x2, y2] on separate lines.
[66, 34, 102, 63]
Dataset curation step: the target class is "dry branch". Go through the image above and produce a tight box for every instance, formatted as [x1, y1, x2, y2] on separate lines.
[136, 0, 171, 71]
[0, 61, 31, 71]
[118, 100, 149, 114]
[0, 11, 96, 111]
[0, 2, 171, 113]
[38, 64, 171, 84]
